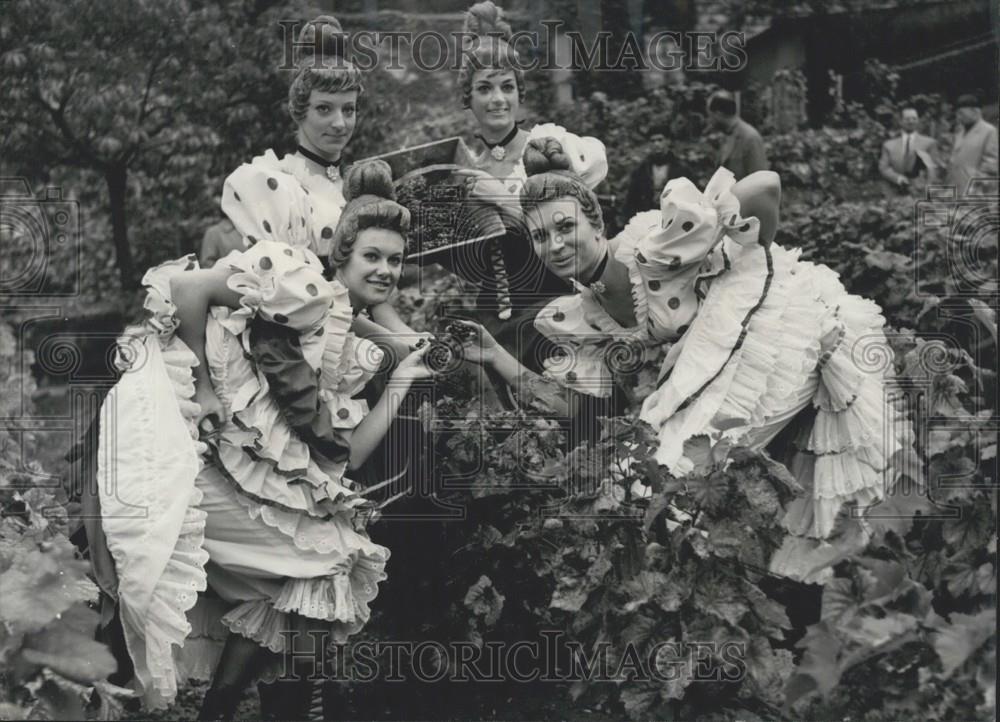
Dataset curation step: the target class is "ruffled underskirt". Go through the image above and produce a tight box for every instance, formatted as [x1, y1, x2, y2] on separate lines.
[98, 257, 389, 710]
[640, 244, 914, 556]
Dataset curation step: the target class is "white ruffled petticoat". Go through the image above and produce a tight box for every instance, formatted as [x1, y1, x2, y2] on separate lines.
[98, 244, 389, 709]
[534, 168, 914, 564]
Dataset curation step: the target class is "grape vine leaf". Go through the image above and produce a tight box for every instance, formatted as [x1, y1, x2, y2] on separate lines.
[0, 538, 98, 634]
[929, 608, 996, 678]
[463, 575, 504, 627]
[20, 604, 117, 683]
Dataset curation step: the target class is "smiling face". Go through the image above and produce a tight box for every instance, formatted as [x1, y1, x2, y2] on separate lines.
[336, 227, 405, 308]
[527, 198, 604, 282]
[296, 89, 358, 161]
[469, 69, 519, 137]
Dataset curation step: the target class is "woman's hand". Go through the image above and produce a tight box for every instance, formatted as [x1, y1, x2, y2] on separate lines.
[194, 381, 225, 441]
[450, 320, 499, 366]
[390, 344, 437, 384]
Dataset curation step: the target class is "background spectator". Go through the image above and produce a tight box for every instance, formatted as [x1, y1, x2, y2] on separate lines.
[947, 93, 998, 196]
[621, 130, 687, 220]
[198, 217, 243, 268]
[707, 90, 768, 180]
[878, 107, 940, 195]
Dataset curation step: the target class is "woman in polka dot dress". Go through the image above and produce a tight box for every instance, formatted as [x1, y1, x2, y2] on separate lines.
[95, 160, 433, 718]
[459, 137, 914, 561]
[433, 2, 608, 384]
[239, 15, 424, 359]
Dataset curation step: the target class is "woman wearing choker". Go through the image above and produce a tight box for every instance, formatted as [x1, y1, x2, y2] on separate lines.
[236, 15, 424, 360]
[436, 1, 607, 388]
[94, 158, 433, 719]
[458, 137, 914, 563]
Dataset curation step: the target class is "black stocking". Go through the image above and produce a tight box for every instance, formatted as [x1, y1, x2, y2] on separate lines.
[198, 632, 270, 721]
[258, 653, 323, 721]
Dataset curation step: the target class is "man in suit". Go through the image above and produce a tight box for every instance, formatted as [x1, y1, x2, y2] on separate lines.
[199, 217, 244, 268]
[707, 90, 768, 180]
[879, 107, 940, 194]
[947, 94, 998, 197]
[622, 131, 687, 221]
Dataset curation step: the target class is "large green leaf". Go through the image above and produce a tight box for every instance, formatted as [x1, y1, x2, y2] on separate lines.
[930, 609, 996, 678]
[0, 538, 97, 634]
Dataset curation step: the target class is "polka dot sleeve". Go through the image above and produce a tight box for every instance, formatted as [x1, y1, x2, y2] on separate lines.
[221, 150, 314, 250]
[220, 240, 334, 341]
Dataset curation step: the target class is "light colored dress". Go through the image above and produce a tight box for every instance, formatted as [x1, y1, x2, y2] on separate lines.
[224, 149, 346, 260]
[97, 155, 386, 710]
[534, 168, 913, 554]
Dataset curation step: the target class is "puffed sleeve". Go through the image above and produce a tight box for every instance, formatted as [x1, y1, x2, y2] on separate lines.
[629, 168, 762, 341]
[534, 295, 617, 398]
[216, 240, 333, 366]
[221, 150, 314, 250]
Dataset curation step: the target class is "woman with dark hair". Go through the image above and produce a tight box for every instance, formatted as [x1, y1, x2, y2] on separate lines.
[94, 158, 432, 720]
[460, 136, 914, 560]
[430, 2, 608, 384]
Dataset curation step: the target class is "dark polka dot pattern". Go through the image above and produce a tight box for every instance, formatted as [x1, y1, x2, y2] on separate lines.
[682, 221, 694, 232]
[267, 177, 278, 190]
[247, 235, 257, 245]
[668, 297, 680, 310]
[284, 248, 293, 256]
[262, 220, 272, 233]
[259, 256, 272, 271]
[553, 311, 565, 323]
[739, 224, 750, 232]
[676, 324, 689, 335]
[306, 283, 318, 296]
[337, 408, 351, 419]
[648, 280, 661, 291]
[566, 371, 577, 382]
[273, 313, 289, 324]
[321, 227, 333, 239]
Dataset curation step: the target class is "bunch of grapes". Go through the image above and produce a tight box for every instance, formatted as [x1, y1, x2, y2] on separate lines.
[395, 176, 471, 255]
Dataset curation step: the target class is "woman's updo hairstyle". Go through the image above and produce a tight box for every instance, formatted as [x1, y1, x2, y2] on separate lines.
[288, 15, 364, 124]
[328, 160, 410, 269]
[520, 138, 604, 233]
[457, 1, 526, 109]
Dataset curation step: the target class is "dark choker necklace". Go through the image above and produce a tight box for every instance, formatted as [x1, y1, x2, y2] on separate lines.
[586, 249, 610, 286]
[296, 145, 341, 181]
[475, 123, 520, 161]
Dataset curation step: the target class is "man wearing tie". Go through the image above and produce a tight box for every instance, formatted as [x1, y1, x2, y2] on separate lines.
[879, 107, 940, 195]
[947, 94, 998, 197]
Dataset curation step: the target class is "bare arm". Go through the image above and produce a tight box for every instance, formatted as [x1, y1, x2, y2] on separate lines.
[369, 300, 415, 333]
[346, 346, 432, 470]
[169, 266, 242, 426]
[731, 170, 781, 246]
[451, 320, 569, 416]
[170, 266, 242, 387]
[351, 314, 421, 362]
